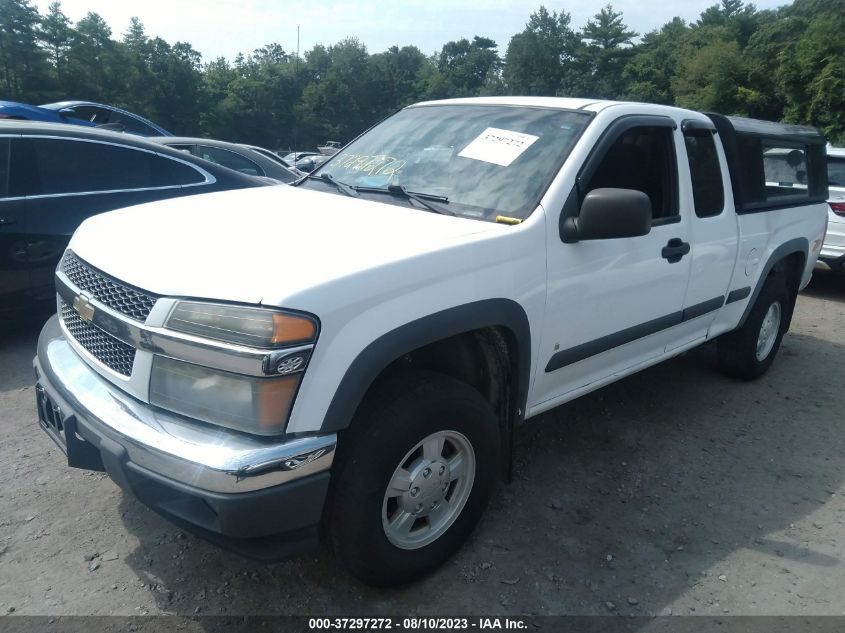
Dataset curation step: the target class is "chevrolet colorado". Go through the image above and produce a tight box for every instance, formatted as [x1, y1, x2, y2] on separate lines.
[33, 97, 829, 585]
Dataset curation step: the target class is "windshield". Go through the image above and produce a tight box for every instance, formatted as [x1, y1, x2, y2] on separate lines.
[299, 104, 591, 221]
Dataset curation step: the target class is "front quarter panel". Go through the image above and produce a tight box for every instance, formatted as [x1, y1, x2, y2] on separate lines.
[283, 217, 548, 435]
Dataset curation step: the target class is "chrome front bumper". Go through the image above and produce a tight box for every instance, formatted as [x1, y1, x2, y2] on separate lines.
[34, 315, 336, 495]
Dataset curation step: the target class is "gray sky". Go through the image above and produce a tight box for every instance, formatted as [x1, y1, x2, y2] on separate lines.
[34, 0, 788, 60]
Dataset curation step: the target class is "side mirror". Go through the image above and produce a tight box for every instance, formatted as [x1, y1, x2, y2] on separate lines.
[561, 188, 652, 242]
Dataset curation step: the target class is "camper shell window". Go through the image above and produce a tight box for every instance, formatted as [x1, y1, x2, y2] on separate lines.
[705, 113, 828, 213]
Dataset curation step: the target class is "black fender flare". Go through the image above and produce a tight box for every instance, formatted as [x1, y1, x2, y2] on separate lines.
[737, 237, 808, 329]
[319, 299, 532, 434]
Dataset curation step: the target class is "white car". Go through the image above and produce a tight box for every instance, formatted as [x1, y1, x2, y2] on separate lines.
[819, 146, 845, 271]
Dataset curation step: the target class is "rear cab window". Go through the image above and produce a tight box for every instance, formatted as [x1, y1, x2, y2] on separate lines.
[708, 114, 828, 213]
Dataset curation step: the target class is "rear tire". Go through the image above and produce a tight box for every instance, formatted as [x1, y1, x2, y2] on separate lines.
[327, 371, 500, 586]
[717, 275, 793, 380]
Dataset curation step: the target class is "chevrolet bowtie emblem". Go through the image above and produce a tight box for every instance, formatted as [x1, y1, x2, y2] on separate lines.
[73, 294, 95, 322]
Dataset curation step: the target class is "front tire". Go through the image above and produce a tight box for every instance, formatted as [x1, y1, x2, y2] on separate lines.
[327, 371, 500, 586]
[717, 275, 793, 380]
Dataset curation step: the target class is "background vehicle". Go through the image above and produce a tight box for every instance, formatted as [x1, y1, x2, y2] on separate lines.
[33, 98, 828, 586]
[150, 137, 300, 183]
[282, 151, 328, 173]
[282, 151, 319, 163]
[820, 146, 845, 271]
[0, 100, 171, 136]
[317, 141, 342, 155]
[242, 144, 304, 176]
[0, 122, 264, 320]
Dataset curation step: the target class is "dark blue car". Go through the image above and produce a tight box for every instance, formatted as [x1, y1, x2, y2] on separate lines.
[0, 100, 171, 136]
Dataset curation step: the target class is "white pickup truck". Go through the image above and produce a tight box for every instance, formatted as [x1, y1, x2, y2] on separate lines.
[34, 97, 829, 585]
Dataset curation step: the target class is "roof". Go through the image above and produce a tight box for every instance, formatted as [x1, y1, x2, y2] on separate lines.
[410, 96, 618, 112]
[725, 115, 826, 144]
[149, 136, 246, 147]
[407, 96, 728, 126]
[38, 101, 171, 136]
[0, 120, 235, 164]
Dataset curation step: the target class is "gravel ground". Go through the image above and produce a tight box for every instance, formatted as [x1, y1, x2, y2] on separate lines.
[1, 274, 844, 617]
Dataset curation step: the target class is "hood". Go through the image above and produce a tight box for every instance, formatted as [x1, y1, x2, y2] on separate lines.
[69, 185, 505, 307]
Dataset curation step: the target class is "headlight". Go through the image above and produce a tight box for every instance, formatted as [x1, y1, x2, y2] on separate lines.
[165, 301, 317, 348]
[149, 356, 298, 435]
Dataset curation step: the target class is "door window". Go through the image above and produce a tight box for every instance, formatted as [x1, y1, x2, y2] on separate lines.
[582, 126, 678, 222]
[30, 138, 204, 195]
[150, 154, 206, 187]
[33, 138, 153, 194]
[108, 110, 160, 136]
[62, 105, 109, 125]
[197, 146, 263, 176]
[684, 131, 724, 218]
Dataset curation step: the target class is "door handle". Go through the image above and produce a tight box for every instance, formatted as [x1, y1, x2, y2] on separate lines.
[661, 238, 690, 263]
[0, 216, 16, 226]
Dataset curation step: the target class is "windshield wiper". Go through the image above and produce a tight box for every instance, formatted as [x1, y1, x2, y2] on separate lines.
[356, 183, 455, 216]
[307, 172, 359, 197]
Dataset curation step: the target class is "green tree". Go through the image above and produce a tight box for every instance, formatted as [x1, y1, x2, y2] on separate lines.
[776, 2, 845, 142]
[428, 36, 501, 97]
[147, 38, 203, 134]
[623, 18, 688, 104]
[368, 45, 428, 114]
[65, 12, 124, 102]
[698, 0, 760, 47]
[503, 6, 577, 95]
[0, 0, 50, 100]
[564, 4, 637, 99]
[40, 1, 73, 89]
[672, 39, 749, 113]
[666, 1, 766, 116]
[122, 17, 155, 118]
[296, 38, 375, 145]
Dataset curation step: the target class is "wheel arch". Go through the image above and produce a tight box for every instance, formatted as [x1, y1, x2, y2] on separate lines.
[737, 238, 808, 329]
[319, 299, 532, 442]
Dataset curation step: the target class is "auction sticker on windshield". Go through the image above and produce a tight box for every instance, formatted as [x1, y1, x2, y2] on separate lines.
[458, 127, 539, 167]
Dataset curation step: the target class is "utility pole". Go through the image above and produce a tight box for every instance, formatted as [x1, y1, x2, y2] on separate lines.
[292, 25, 300, 165]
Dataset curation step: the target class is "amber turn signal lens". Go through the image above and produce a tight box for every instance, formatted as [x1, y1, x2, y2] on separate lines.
[166, 301, 318, 348]
[272, 313, 317, 345]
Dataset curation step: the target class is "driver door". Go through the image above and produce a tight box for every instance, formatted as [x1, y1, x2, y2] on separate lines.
[531, 115, 694, 412]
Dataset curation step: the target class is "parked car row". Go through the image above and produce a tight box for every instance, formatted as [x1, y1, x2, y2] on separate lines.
[151, 137, 300, 183]
[0, 122, 266, 321]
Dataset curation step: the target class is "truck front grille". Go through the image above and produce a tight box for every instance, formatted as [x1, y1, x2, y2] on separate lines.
[60, 301, 136, 377]
[61, 251, 157, 322]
